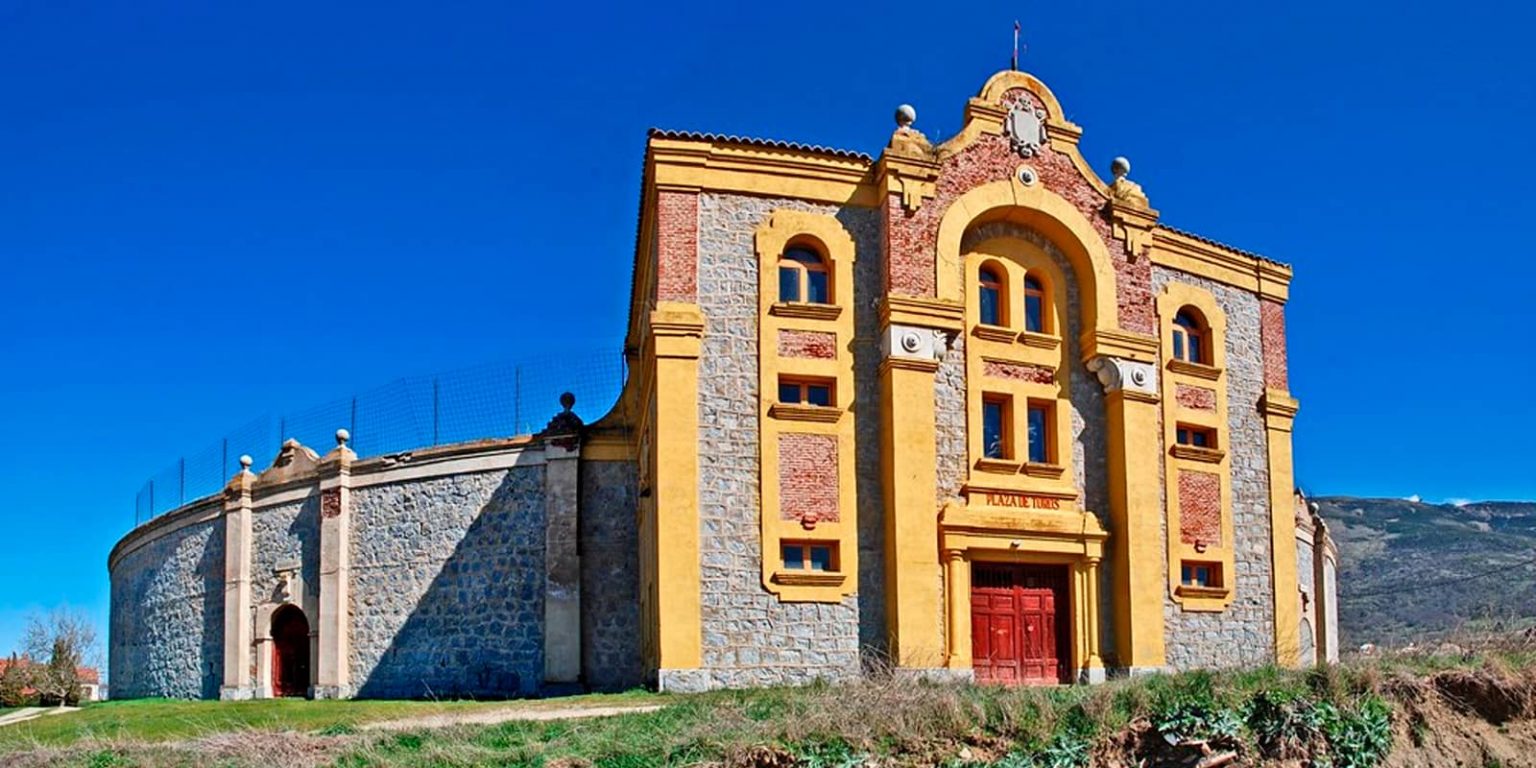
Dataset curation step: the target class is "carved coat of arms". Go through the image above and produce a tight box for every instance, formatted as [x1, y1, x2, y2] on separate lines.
[1005, 104, 1048, 158]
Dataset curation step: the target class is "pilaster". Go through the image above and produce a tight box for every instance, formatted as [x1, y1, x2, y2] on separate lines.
[219, 456, 255, 700]
[1261, 391, 1302, 666]
[312, 431, 355, 699]
[1086, 353, 1167, 672]
[540, 396, 584, 685]
[943, 549, 970, 670]
[879, 313, 947, 669]
[648, 303, 705, 687]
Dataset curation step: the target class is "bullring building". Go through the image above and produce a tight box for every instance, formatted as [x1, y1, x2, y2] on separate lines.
[108, 70, 1339, 699]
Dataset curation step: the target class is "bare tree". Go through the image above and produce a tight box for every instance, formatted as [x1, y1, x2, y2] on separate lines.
[22, 609, 99, 707]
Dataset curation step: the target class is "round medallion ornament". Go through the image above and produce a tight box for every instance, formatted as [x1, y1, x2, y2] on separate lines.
[900, 331, 923, 353]
[1130, 368, 1147, 387]
[1017, 165, 1038, 186]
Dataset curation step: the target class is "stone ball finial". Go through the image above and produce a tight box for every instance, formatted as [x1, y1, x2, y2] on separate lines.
[895, 104, 916, 129]
[239, 455, 253, 470]
[336, 428, 350, 446]
[1110, 156, 1131, 180]
[559, 392, 576, 412]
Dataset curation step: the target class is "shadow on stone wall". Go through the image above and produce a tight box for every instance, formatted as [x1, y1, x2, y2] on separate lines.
[580, 460, 644, 691]
[354, 471, 545, 699]
[198, 519, 225, 700]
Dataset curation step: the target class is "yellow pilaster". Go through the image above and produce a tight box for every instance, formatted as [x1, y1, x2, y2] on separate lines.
[880, 352, 945, 669]
[943, 549, 971, 669]
[1262, 390, 1302, 667]
[1090, 353, 1167, 672]
[1084, 555, 1104, 675]
[648, 303, 705, 673]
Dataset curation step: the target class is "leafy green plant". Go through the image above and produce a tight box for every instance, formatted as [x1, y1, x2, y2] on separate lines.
[1317, 696, 1393, 768]
[1245, 689, 1324, 759]
[1150, 673, 1241, 743]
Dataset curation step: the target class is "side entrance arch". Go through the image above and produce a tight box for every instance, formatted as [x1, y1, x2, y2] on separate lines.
[271, 605, 311, 698]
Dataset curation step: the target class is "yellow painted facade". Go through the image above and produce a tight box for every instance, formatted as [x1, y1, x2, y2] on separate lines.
[606, 67, 1316, 690]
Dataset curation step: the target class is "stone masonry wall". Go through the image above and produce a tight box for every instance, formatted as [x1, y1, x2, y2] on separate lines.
[348, 467, 546, 698]
[108, 507, 225, 699]
[691, 192, 878, 689]
[251, 496, 320, 614]
[580, 460, 644, 691]
[1153, 266, 1276, 669]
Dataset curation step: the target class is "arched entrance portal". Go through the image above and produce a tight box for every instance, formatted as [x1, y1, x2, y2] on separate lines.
[271, 605, 310, 698]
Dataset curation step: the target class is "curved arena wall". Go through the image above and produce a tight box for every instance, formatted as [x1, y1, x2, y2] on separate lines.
[108, 437, 640, 699]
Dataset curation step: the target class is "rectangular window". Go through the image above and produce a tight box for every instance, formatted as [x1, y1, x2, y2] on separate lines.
[782, 541, 838, 572]
[1176, 424, 1217, 448]
[982, 395, 1011, 459]
[1026, 400, 1052, 464]
[778, 266, 801, 302]
[979, 285, 1001, 326]
[778, 377, 834, 407]
[807, 271, 829, 304]
[1024, 293, 1043, 333]
[1172, 331, 1185, 362]
[1180, 561, 1222, 588]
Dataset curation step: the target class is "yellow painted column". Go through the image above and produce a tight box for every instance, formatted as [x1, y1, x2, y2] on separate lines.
[943, 549, 971, 669]
[1088, 355, 1167, 673]
[1084, 555, 1104, 681]
[880, 321, 947, 670]
[648, 303, 705, 683]
[1262, 390, 1302, 667]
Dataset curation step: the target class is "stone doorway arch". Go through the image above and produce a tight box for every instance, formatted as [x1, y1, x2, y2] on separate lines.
[271, 605, 311, 698]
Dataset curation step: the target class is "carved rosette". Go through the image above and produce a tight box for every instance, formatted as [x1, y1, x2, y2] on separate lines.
[1086, 356, 1158, 399]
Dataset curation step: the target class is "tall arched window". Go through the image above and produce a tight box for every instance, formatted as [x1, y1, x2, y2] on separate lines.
[1172, 309, 1208, 364]
[1023, 275, 1046, 333]
[778, 246, 829, 304]
[978, 265, 1005, 326]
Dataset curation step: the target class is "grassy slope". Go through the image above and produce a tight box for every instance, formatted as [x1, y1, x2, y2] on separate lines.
[0, 691, 659, 748]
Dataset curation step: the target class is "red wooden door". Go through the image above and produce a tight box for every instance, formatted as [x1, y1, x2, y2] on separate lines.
[271, 606, 310, 698]
[971, 563, 1069, 685]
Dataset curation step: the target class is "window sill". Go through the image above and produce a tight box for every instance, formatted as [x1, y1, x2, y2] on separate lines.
[1021, 462, 1067, 480]
[1175, 584, 1230, 600]
[1018, 331, 1061, 351]
[768, 403, 842, 423]
[975, 458, 1022, 475]
[771, 302, 842, 321]
[771, 570, 847, 588]
[971, 324, 1017, 343]
[1171, 445, 1226, 464]
[1167, 359, 1222, 381]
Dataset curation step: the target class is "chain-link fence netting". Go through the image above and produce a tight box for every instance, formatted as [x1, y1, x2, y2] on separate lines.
[132, 351, 625, 526]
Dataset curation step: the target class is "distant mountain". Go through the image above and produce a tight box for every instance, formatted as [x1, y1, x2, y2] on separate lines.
[1314, 496, 1536, 647]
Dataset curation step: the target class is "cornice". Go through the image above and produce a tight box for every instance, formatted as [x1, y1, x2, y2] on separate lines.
[648, 137, 879, 207]
[1150, 227, 1293, 303]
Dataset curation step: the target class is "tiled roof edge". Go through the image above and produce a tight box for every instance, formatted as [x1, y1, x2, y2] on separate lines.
[1160, 224, 1289, 269]
[648, 127, 873, 162]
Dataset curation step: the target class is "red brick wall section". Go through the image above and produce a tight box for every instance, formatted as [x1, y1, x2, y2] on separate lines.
[1260, 299, 1289, 390]
[655, 190, 698, 303]
[880, 89, 1155, 335]
[1175, 384, 1217, 411]
[777, 330, 836, 359]
[1178, 469, 1222, 545]
[778, 433, 839, 524]
[983, 359, 1055, 384]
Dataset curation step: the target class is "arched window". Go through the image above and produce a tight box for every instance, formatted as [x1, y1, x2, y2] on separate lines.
[778, 246, 829, 304]
[1023, 275, 1046, 333]
[1172, 309, 1208, 364]
[978, 265, 1005, 326]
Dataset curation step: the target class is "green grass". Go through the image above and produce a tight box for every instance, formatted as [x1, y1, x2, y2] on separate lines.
[0, 690, 661, 748]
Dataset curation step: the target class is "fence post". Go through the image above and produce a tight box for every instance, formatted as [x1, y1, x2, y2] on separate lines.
[350, 397, 358, 452]
[432, 378, 440, 445]
[514, 366, 522, 435]
[149, 480, 155, 519]
[222, 438, 229, 480]
[179, 457, 186, 505]
[279, 417, 286, 451]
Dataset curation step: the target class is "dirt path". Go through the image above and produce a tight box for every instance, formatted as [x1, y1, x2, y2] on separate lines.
[360, 702, 665, 731]
[0, 706, 79, 728]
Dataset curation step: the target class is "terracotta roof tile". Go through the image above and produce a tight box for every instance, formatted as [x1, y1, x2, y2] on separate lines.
[647, 128, 873, 162]
[1160, 224, 1289, 268]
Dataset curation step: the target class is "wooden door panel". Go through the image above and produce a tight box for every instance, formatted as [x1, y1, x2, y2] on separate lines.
[971, 563, 1070, 685]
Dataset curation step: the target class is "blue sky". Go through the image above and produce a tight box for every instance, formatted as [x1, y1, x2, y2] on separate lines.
[2, 1, 1532, 659]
